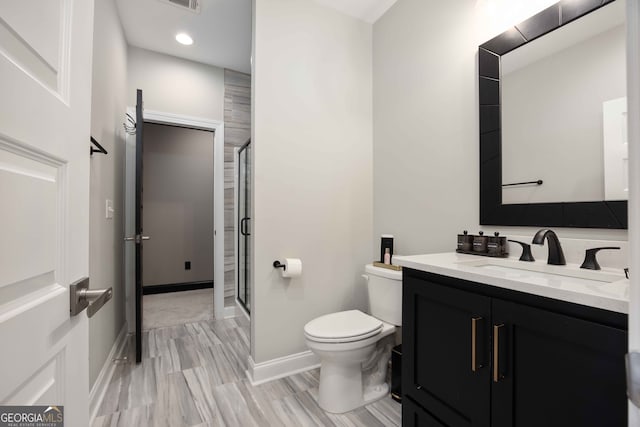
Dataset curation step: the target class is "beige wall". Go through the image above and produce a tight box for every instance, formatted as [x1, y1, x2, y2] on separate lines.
[252, 0, 373, 363]
[142, 123, 214, 286]
[372, 0, 627, 262]
[89, 0, 128, 388]
[127, 46, 225, 122]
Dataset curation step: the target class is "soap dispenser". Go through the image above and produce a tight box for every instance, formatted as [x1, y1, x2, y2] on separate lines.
[473, 231, 488, 253]
[457, 230, 473, 252]
[487, 232, 506, 256]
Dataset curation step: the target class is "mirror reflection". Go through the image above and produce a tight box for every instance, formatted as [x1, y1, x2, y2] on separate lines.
[501, 0, 626, 204]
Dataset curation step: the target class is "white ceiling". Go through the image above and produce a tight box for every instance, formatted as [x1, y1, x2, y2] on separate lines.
[115, 0, 252, 73]
[312, 0, 397, 23]
[115, 0, 397, 75]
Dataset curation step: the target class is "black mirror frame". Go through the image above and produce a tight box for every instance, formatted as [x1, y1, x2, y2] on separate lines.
[478, 0, 627, 229]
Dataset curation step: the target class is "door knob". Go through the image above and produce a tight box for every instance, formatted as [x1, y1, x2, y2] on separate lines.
[70, 278, 113, 318]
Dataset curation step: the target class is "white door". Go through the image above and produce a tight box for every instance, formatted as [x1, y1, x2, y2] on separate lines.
[603, 97, 629, 200]
[0, 1, 95, 426]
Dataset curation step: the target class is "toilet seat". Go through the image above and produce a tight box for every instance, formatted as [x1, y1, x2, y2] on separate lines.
[304, 310, 383, 343]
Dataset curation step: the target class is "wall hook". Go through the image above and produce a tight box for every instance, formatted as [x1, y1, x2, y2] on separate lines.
[90, 136, 108, 156]
[123, 113, 136, 135]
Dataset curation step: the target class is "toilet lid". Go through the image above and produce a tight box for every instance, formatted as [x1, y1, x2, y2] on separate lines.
[304, 310, 383, 342]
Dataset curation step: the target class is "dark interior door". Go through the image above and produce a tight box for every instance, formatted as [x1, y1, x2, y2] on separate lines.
[135, 89, 144, 363]
[491, 298, 627, 427]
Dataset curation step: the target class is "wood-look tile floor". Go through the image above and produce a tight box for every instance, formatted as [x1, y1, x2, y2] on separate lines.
[93, 315, 401, 427]
[143, 289, 214, 330]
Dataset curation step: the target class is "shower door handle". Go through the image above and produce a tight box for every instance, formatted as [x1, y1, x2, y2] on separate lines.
[240, 217, 251, 236]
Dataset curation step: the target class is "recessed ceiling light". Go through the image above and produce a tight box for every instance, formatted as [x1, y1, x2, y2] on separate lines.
[176, 33, 194, 45]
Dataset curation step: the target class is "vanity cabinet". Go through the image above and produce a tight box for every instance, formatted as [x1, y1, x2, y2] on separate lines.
[402, 268, 628, 427]
[402, 274, 491, 426]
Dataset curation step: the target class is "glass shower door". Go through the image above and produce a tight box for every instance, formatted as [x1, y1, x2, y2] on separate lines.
[237, 140, 251, 313]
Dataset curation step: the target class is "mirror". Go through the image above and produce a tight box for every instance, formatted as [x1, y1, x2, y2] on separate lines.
[478, 0, 627, 229]
[502, 0, 626, 204]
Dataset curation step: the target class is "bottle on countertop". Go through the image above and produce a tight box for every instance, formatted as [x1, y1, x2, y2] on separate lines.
[381, 234, 394, 263]
[473, 231, 488, 253]
[487, 231, 507, 256]
[384, 248, 391, 265]
[457, 230, 474, 252]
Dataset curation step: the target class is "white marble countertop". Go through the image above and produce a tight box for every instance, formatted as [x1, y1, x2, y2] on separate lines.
[393, 252, 630, 314]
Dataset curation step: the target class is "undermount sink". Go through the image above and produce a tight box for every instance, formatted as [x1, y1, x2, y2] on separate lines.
[455, 257, 624, 286]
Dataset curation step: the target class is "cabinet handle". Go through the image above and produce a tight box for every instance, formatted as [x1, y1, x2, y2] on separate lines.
[493, 324, 504, 382]
[471, 317, 483, 372]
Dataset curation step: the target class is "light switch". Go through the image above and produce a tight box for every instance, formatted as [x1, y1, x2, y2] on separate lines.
[105, 199, 114, 219]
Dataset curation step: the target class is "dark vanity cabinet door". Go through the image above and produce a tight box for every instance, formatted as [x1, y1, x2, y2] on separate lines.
[403, 397, 447, 427]
[491, 299, 627, 427]
[403, 275, 491, 427]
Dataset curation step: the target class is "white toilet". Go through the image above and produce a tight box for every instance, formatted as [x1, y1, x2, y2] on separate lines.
[304, 264, 402, 413]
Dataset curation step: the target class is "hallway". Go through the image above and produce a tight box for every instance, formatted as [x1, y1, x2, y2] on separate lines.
[143, 289, 214, 330]
[93, 316, 401, 426]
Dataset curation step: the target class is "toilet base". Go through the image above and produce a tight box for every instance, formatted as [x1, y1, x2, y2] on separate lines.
[315, 364, 391, 414]
[363, 382, 389, 404]
[315, 334, 395, 414]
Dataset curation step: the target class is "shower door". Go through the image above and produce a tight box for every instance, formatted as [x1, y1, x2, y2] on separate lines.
[237, 139, 251, 313]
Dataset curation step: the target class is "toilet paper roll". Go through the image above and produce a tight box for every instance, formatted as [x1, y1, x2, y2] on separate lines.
[282, 258, 302, 278]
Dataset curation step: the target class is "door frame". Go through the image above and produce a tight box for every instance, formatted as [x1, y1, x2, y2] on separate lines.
[124, 108, 225, 331]
[628, 0, 640, 423]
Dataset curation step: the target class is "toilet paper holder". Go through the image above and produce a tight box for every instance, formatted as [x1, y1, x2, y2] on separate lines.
[273, 260, 286, 270]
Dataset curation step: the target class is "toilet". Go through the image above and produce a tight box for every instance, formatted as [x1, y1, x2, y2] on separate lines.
[304, 264, 402, 413]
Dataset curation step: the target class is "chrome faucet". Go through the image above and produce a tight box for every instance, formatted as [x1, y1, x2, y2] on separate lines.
[532, 229, 566, 265]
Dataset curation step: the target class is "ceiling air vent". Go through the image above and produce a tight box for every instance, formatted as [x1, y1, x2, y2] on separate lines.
[159, 0, 200, 14]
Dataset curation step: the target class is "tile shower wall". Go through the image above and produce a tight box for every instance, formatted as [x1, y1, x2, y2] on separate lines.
[224, 69, 251, 307]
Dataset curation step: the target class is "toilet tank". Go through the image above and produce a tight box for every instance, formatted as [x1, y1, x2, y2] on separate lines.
[364, 264, 402, 326]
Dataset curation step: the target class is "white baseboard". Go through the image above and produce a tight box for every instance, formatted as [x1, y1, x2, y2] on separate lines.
[246, 350, 320, 386]
[236, 300, 250, 321]
[223, 305, 238, 319]
[89, 323, 128, 423]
